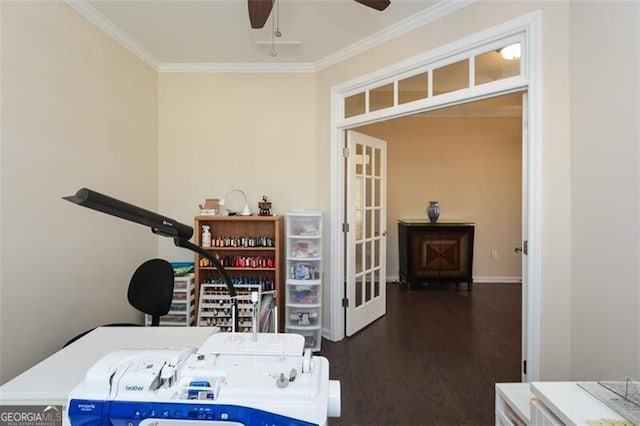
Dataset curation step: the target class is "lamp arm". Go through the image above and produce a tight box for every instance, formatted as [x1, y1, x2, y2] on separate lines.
[63, 187, 240, 331]
[174, 238, 239, 332]
[173, 238, 236, 298]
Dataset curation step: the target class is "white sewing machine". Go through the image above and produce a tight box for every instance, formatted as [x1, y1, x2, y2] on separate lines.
[68, 332, 341, 425]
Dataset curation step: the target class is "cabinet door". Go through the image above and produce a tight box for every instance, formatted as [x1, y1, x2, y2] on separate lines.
[433, 228, 472, 280]
[409, 227, 473, 281]
[408, 228, 441, 279]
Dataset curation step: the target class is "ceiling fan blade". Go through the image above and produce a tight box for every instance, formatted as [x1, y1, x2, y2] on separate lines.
[354, 0, 391, 11]
[248, 0, 274, 29]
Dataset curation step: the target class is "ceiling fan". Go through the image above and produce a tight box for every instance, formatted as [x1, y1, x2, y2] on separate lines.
[248, 0, 391, 29]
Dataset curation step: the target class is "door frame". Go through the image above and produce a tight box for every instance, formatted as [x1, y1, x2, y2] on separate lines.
[328, 11, 542, 381]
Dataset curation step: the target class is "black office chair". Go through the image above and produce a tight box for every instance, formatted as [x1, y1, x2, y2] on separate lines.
[63, 258, 175, 347]
[128, 258, 174, 326]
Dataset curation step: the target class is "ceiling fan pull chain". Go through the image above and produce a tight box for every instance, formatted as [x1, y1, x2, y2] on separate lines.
[270, 0, 277, 57]
[274, 0, 282, 38]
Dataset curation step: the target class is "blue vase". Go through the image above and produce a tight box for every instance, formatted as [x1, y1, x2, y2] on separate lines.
[427, 201, 440, 223]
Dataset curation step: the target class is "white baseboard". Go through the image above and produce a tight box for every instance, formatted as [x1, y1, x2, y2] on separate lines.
[386, 275, 521, 284]
[473, 276, 522, 284]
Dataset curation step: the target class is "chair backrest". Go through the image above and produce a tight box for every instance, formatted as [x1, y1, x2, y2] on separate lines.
[128, 258, 174, 326]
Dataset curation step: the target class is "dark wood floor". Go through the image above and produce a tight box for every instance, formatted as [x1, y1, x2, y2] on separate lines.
[319, 282, 521, 426]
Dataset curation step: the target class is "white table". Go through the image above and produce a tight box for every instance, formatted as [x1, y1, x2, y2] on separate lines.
[0, 326, 216, 407]
[496, 381, 629, 425]
[495, 382, 531, 425]
[530, 381, 626, 425]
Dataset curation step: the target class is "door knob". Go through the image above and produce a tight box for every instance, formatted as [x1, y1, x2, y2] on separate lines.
[515, 247, 523, 253]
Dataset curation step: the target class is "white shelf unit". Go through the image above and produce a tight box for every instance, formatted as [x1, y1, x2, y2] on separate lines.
[146, 273, 196, 326]
[197, 283, 276, 332]
[285, 211, 323, 351]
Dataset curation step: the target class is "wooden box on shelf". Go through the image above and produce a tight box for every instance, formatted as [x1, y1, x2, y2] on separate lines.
[194, 215, 283, 331]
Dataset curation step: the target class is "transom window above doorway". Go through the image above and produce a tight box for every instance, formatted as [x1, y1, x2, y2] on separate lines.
[343, 42, 522, 119]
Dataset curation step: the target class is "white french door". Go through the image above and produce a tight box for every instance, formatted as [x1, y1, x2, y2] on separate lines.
[345, 131, 387, 336]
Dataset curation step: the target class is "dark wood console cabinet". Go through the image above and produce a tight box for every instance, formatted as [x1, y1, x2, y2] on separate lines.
[398, 220, 474, 291]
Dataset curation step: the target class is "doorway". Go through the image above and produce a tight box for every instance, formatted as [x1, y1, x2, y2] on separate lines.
[350, 93, 524, 379]
[328, 11, 541, 380]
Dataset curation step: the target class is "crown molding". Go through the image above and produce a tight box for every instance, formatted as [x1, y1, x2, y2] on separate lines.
[158, 62, 316, 74]
[64, 0, 160, 71]
[315, 0, 477, 72]
[65, 0, 475, 74]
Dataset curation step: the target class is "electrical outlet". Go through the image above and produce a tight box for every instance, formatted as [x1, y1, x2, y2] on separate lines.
[491, 249, 498, 259]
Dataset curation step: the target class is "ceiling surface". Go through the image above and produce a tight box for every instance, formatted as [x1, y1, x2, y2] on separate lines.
[71, 0, 446, 69]
[67, 1, 522, 117]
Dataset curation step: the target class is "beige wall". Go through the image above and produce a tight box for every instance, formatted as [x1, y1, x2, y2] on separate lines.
[0, 1, 158, 383]
[569, 1, 640, 379]
[316, 0, 573, 379]
[156, 73, 317, 262]
[313, 0, 640, 379]
[2, 0, 639, 386]
[358, 115, 522, 282]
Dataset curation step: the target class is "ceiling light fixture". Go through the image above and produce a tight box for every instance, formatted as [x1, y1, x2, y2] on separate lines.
[499, 43, 521, 60]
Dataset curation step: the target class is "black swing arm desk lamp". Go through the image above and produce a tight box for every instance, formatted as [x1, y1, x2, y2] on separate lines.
[63, 187, 238, 325]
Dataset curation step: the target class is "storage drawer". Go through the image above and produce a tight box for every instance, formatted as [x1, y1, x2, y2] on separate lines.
[288, 261, 321, 280]
[287, 215, 322, 237]
[288, 285, 320, 304]
[287, 306, 321, 327]
[289, 240, 320, 259]
[286, 328, 321, 350]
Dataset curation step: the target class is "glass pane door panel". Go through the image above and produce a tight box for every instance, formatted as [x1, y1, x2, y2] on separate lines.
[365, 241, 372, 270]
[365, 146, 373, 175]
[355, 143, 364, 175]
[374, 209, 381, 236]
[369, 83, 394, 112]
[398, 73, 428, 104]
[365, 209, 373, 238]
[355, 276, 363, 307]
[365, 272, 372, 302]
[433, 59, 469, 96]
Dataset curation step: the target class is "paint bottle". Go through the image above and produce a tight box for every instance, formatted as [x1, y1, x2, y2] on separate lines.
[202, 225, 211, 248]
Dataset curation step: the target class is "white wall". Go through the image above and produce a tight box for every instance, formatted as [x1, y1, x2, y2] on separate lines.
[0, 1, 158, 383]
[569, 0, 640, 379]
